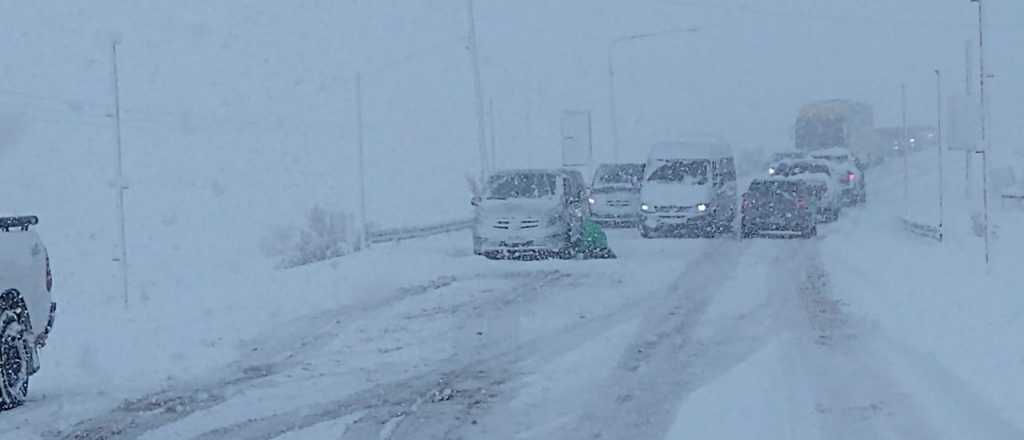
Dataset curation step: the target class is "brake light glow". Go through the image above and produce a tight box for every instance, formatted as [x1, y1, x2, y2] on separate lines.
[847, 172, 857, 182]
[796, 199, 807, 209]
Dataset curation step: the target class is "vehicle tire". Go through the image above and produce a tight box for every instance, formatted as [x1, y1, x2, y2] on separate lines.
[482, 251, 501, 260]
[0, 290, 30, 411]
[802, 225, 818, 238]
[639, 224, 654, 239]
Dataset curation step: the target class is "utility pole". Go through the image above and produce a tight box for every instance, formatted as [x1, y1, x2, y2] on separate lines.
[488, 99, 497, 171]
[936, 69, 944, 242]
[465, 0, 489, 185]
[111, 41, 129, 307]
[972, 0, 991, 268]
[607, 46, 621, 163]
[355, 73, 368, 250]
[901, 83, 909, 213]
[965, 39, 973, 198]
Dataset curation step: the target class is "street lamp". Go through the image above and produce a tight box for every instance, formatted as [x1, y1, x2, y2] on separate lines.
[971, 0, 991, 268]
[607, 26, 699, 162]
[935, 69, 944, 242]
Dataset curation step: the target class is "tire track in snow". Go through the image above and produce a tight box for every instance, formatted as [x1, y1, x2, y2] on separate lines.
[788, 246, 945, 440]
[796, 246, 1024, 439]
[180, 243, 718, 440]
[52, 270, 570, 440]
[553, 238, 807, 440]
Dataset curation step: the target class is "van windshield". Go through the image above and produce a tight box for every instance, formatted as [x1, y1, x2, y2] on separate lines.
[485, 173, 558, 200]
[594, 164, 644, 188]
[647, 160, 709, 184]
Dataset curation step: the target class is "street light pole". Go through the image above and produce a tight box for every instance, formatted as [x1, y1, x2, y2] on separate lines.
[935, 69, 944, 242]
[972, 0, 991, 268]
[607, 46, 621, 163]
[607, 26, 699, 163]
[465, 0, 489, 184]
[355, 73, 368, 250]
[901, 83, 909, 214]
[111, 41, 129, 307]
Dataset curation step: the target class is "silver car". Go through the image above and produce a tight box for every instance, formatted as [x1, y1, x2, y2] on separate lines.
[472, 169, 588, 259]
[588, 163, 644, 227]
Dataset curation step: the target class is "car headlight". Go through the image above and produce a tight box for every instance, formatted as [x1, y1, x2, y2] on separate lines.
[768, 167, 776, 175]
[640, 203, 655, 213]
[697, 203, 708, 212]
[588, 197, 596, 205]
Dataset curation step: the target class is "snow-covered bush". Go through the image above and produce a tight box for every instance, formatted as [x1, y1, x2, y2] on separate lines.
[261, 205, 362, 268]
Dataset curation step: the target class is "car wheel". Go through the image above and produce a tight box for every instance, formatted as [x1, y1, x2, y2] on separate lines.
[0, 290, 29, 411]
[481, 251, 501, 260]
[802, 225, 818, 238]
[639, 225, 654, 239]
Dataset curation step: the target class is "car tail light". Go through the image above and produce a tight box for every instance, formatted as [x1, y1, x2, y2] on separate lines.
[796, 199, 807, 209]
[742, 195, 752, 209]
[45, 255, 52, 292]
[847, 172, 857, 182]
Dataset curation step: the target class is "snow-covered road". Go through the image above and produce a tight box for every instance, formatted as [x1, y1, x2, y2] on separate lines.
[6, 153, 1024, 439]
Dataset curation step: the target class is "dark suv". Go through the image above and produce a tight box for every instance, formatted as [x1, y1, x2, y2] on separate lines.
[741, 178, 818, 238]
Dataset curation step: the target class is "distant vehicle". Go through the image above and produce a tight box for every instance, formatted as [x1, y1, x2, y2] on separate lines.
[0, 216, 56, 411]
[876, 125, 938, 155]
[769, 151, 808, 163]
[808, 147, 866, 205]
[588, 163, 644, 227]
[741, 179, 818, 238]
[794, 99, 884, 167]
[472, 169, 589, 259]
[639, 138, 737, 238]
[767, 151, 808, 176]
[770, 159, 842, 222]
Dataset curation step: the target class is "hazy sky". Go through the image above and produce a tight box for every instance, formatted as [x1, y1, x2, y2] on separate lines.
[0, 1, 1020, 226]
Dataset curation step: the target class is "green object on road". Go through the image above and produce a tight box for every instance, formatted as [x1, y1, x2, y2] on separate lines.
[577, 219, 616, 259]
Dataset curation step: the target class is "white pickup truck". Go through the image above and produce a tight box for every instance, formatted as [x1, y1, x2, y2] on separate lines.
[0, 216, 55, 410]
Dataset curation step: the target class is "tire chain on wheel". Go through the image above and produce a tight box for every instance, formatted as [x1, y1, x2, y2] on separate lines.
[0, 289, 29, 411]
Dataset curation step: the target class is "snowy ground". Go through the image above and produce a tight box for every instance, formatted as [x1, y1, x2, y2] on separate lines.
[4, 150, 1024, 439]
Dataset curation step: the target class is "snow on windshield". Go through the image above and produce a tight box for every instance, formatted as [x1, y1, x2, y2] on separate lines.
[486, 173, 557, 199]
[647, 160, 709, 184]
[594, 164, 644, 187]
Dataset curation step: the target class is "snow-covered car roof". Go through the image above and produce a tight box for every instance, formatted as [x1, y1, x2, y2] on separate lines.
[774, 158, 834, 168]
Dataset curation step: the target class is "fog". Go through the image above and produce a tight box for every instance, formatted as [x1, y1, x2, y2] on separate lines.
[1, 1, 1021, 224]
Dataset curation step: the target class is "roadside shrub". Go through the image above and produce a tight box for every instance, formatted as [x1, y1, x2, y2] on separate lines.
[261, 205, 362, 268]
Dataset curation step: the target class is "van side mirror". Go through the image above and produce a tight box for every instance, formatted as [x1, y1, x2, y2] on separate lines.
[471, 196, 481, 207]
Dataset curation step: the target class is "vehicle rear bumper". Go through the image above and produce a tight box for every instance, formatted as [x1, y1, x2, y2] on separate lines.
[742, 220, 812, 232]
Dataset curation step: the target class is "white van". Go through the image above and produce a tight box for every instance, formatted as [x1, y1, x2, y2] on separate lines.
[639, 139, 738, 238]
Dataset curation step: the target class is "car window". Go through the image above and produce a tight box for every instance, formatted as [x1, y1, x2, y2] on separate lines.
[647, 160, 710, 184]
[594, 164, 644, 187]
[485, 173, 558, 199]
